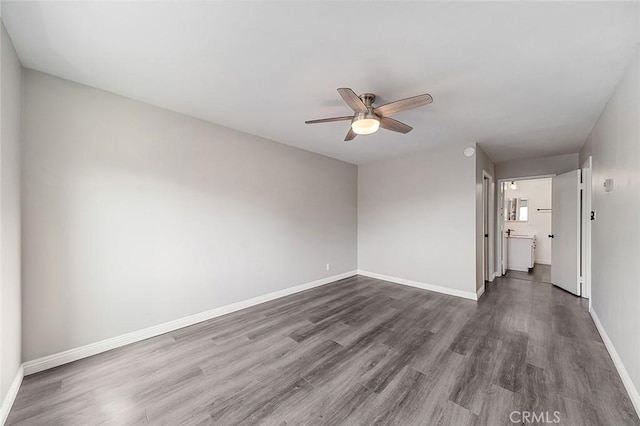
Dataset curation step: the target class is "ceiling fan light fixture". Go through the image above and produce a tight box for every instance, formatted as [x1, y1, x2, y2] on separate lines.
[305, 88, 431, 141]
[351, 113, 380, 135]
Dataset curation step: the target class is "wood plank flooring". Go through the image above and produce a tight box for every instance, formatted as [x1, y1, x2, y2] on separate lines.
[505, 264, 551, 284]
[7, 274, 639, 425]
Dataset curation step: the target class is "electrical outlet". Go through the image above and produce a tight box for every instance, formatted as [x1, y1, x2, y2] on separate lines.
[326, 263, 330, 271]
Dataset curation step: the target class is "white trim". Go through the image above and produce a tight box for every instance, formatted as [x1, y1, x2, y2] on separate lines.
[357, 270, 478, 301]
[581, 156, 593, 308]
[574, 170, 582, 296]
[497, 174, 557, 279]
[0, 365, 23, 426]
[535, 260, 551, 266]
[498, 174, 556, 182]
[476, 283, 486, 299]
[590, 309, 640, 417]
[498, 180, 506, 275]
[482, 170, 495, 284]
[23, 270, 357, 376]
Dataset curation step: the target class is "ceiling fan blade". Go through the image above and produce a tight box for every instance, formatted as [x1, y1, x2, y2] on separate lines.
[344, 127, 357, 141]
[305, 116, 353, 124]
[337, 88, 368, 113]
[374, 94, 433, 116]
[379, 117, 413, 134]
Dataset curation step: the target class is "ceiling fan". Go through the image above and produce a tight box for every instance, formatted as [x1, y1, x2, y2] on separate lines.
[305, 88, 433, 141]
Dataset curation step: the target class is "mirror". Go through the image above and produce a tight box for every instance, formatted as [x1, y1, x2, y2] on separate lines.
[506, 198, 528, 222]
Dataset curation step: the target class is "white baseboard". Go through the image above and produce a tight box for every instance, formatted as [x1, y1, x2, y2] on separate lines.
[356, 270, 477, 301]
[535, 260, 551, 265]
[0, 365, 23, 426]
[477, 283, 486, 299]
[23, 270, 357, 376]
[590, 309, 640, 417]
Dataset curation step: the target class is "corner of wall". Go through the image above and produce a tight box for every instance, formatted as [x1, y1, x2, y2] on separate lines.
[0, 365, 23, 425]
[1, 17, 24, 423]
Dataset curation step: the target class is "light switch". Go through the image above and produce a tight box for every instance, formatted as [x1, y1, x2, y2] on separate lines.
[604, 178, 613, 192]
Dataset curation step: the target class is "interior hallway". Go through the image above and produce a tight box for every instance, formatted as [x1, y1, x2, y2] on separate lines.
[6, 275, 638, 425]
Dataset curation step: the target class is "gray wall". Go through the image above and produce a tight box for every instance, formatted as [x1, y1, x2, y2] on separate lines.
[358, 146, 477, 296]
[22, 70, 358, 361]
[475, 145, 495, 291]
[495, 153, 579, 180]
[0, 20, 22, 402]
[580, 47, 640, 400]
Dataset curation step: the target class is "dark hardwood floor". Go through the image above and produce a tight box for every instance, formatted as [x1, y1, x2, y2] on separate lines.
[7, 274, 639, 425]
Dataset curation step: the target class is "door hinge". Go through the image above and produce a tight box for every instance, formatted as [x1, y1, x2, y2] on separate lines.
[579, 183, 585, 190]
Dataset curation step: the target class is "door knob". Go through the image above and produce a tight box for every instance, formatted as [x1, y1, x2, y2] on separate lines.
[548, 234, 554, 238]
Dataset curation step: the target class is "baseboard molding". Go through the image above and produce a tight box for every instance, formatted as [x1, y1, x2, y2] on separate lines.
[0, 365, 23, 426]
[356, 270, 477, 301]
[23, 270, 357, 376]
[590, 309, 640, 417]
[535, 260, 551, 265]
[477, 283, 486, 299]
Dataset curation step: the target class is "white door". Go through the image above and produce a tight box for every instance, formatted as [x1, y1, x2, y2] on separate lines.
[551, 170, 581, 295]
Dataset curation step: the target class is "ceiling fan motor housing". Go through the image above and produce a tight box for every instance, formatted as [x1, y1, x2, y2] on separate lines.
[359, 93, 376, 108]
[352, 111, 380, 123]
[352, 93, 380, 128]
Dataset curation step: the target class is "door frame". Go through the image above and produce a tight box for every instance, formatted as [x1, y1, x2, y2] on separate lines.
[482, 171, 495, 282]
[581, 156, 593, 309]
[496, 174, 555, 277]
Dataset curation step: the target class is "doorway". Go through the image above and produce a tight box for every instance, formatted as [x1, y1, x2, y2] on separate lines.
[482, 172, 495, 285]
[500, 177, 553, 283]
[496, 169, 591, 300]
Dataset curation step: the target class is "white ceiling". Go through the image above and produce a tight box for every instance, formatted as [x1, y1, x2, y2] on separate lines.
[3, 1, 639, 164]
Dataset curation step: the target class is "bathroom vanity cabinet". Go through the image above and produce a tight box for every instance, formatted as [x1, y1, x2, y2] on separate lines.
[507, 235, 535, 272]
